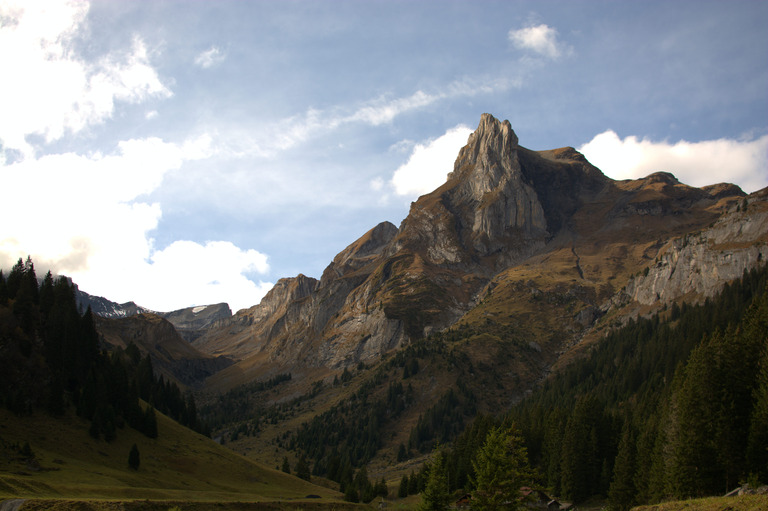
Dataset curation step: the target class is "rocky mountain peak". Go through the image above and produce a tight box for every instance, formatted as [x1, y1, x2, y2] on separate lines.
[321, 221, 398, 285]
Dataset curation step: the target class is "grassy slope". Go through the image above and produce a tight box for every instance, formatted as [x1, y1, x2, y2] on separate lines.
[632, 495, 768, 511]
[0, 407, 345, 505]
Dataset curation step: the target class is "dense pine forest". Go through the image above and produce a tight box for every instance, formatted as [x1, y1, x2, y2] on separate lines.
[0, 257, 203, 440]
[428, 265, 768, 509]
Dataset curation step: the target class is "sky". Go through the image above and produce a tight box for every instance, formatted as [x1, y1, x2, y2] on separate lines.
[1, 0, 767, 313]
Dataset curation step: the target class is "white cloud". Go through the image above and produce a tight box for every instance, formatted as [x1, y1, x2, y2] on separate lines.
[241, 77, 513, 159]
[194, 46, 226, 68]
[391, 125, 473, 196]
[0, 0, 171, 158]
[0, 134, 272, 313]
[508, 24, 570, 60]
[579, 130, 768, 193]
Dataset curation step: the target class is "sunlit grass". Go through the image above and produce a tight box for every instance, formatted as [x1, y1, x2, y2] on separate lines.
[0, 407, 345, 505]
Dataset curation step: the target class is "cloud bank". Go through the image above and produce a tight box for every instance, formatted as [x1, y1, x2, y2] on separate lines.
[0, 0, 171, 159]
[0, 1, 272, 312]
[0, 135, 271, 312]
[579, 131, 768, 193]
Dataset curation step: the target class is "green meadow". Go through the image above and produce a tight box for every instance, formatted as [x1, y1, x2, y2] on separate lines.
[0, 407, 356, 509]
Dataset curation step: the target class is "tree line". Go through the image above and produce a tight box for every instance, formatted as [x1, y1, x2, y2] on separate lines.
[408, 265, 767, 510]
[0, 257, 203, 440]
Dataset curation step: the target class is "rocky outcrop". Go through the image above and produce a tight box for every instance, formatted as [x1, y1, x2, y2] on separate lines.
[161, 303, 232, 342]
[75, 288, 152, 318]
[621, 190, 768, 306]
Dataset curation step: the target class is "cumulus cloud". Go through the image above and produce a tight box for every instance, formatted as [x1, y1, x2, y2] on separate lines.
[508, 24, 571, 59]
[0, 0, 171, 158]
[579, 130, 768, 193]
[194, 46, 226, 68]
[0, 134, 272, 313]
[391, 125, 473, 196]
[0, 1, 273, 312]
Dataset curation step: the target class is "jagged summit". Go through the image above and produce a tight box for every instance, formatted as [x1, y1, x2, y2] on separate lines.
[189, 113, 760, 389]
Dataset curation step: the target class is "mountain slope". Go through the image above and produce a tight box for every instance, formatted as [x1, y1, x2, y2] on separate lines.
[0, 406, 344, 503]
[96, 313, 232, 388]
[194, 114, 757, 395]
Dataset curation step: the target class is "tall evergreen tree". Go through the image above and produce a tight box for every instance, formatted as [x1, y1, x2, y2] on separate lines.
[399, 474, 409, 498]
[6, 257, 24, 299]
[419, 450, 451, 511]
[295, 454, 311, 481]
[471, 425, 535, 511]
[0, 270, 8, 305]
[608, 417, 637, 511]
[128, 443, 140, 470]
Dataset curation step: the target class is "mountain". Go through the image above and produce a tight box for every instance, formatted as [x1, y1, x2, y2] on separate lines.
[3, 113, 766, 507]
[76, 287, 233, 342]
[95, 313, 232, 388]
[75, 286, 152, 318]
[193, 114, 763, 394]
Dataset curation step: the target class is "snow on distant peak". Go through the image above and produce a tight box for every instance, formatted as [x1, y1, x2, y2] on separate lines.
[192, 305, 208, 314]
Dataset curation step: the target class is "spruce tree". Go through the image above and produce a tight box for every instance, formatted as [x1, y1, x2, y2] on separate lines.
[0, 270, 8, 305]
[398, 474, 409, 498]
[128, 443, 140, 470]
[471, 425, 535, 511]
[295, 454, 311, 481]
[143, 405, 158, 438]
[418, 450, 451, 511]
[608, 418, 637, 511]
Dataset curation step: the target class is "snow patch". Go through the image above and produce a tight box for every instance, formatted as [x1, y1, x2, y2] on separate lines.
[192, 305, 208, 314]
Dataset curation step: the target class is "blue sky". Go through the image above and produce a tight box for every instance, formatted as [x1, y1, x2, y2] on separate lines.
[1, 0, 767, 312]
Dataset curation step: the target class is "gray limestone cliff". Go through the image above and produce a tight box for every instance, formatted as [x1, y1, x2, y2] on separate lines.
[618, 190, 767, 307]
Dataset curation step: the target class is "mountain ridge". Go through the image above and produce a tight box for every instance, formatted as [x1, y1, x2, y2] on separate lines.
[189, 114, 757, 393]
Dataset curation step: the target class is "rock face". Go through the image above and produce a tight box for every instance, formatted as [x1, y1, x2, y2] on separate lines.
[191, 113, 764, 390]
[622, 190, 768, 306]
[96, 313, 232, 388]
[161, 303, 232, 342]
[75, 288, 152, 318]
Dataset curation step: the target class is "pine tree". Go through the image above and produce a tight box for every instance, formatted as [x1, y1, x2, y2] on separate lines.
[143, 405, 158, 438]
[560, 398, 603, 503]
[0, 270, 8, 305]
[128, 443, 140, 470]
[608, 417, 637, 511]
[398, 474, 409, 498]
[376, 476, 389, 498]
[471, 425, 535, 511]
[418, 450, 451, 511]
[295, 454, 311, 481]
[6, 258, 24, 299]
[281, 456, 291, 474]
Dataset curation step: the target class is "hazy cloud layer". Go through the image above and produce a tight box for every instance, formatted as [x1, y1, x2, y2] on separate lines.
[194, 46, 226, 69]
[580, 131, 768, 193]
[0, 133, 271, 312]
